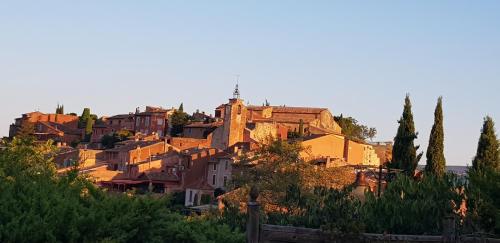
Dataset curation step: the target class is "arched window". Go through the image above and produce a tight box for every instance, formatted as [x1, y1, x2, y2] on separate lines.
[238, 105, 242, 115]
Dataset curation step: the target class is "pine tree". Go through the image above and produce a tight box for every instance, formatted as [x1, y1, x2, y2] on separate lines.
[391, 95, 423, 176]
[178, 103, 184, 112]
[425, 97, 446, 177]
[84, 116, 94, 142]
[472, 116, 499, 172]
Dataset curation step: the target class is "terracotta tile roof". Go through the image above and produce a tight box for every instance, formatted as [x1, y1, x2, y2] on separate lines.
[185, 178, 214, 191]
[247, 106, 327, 114]
[106, 140, 162, 152]
[271, 106, 327, 114]
[108, 114, 134, 119]
[184, 121, 223, 128]
[138, 172, 180, 182]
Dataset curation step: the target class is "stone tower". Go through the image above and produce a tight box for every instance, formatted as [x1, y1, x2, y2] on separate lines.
[221, 84, 247, 149]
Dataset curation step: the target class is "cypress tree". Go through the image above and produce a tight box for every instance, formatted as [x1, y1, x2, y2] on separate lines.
[79, 108, 91, 128]
[55, 104, 64, 114]
[425, 97, 446, 177]
[84, 116, 94, 142]
[472, 116, 499, 172]
[178, 103, 184, 112]
[391, 95, 423, 176]
[298, 119, 304, 137]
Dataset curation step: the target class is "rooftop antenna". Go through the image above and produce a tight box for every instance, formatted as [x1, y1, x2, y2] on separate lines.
[233, 74, 241, 99]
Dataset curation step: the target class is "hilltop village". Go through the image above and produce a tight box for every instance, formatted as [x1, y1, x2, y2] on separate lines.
[8, 86, 392, 207]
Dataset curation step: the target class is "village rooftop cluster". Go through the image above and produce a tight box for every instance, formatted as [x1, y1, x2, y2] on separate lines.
[8, 86, 392, 207]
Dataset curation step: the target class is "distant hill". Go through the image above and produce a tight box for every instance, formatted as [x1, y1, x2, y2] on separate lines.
[417, 165, 468, 176]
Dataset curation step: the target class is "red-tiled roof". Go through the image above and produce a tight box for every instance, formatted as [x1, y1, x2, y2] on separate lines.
[108, 114, 134, 119]
[185, 178, 214, 191]
[184, 121, 223, 128]
[106, 140, 162, 152]
[247, 106, 327, 114]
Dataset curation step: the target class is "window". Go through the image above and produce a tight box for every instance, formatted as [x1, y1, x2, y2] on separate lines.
[238, 105, 242, 114]
[189, 190, 193, 202]
[145, 117, 150, 127]
[157, 119, 163, 125]
[213, 164, 217, 171]
[212, 175, 216, 185]
[223, 176, 228, 187]
[136, 117, 140, 126]
[225, 161, 229, 170]
[157, 130, 162, 137]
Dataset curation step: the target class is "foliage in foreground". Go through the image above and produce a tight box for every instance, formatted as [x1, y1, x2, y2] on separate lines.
[466, 168, 500, 235]
[362, 174, 465, 235]
[0, 138, 244, 243]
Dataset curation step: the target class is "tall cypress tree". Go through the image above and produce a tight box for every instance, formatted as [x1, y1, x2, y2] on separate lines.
[425, 97, 446, 177]
[55, 104, 64, 114]
[472, 116, 499, 172]
[79, 108, 91, 128]
[178, 103, 184, 112]
[391, 95, 423, 176]
[84, 116, 94, 142]
[298, 119, 304, 137]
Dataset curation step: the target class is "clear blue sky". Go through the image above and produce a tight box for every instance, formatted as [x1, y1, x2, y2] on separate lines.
[1, 1, 499, 165]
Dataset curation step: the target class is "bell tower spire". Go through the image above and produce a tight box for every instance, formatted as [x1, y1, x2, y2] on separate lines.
[233, 75, 240, 99]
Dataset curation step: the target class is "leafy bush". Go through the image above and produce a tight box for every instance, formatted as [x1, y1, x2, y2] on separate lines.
[361, 174, 465, 234]
[466, 168, 500, 235]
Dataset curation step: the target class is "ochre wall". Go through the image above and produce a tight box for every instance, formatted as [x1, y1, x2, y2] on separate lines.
[300, 134, 345, 161]
[345, 140, 364, 165]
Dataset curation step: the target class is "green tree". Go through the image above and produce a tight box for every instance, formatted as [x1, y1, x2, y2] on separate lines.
[472, 116, 499, 172]
[365, 127, 377, 142]
[170, 105, 189, 137]
[467, 168, 500, 234]
[55, 104, 64, 114]
[16, 122, 35, 141]
[101, 130, 134, 149]
[425, 97, 446, 177]
[362, 174, 465, 234]
[79, 108, 91, 128]
[334, 114, 376, 142]
[84, 116, 93, 142]
[178, 103, 184, 112]
[391, 95, 423, 176]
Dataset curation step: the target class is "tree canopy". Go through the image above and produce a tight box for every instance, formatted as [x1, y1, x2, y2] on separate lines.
[334, 115, 377, 142]
[170, 104, 189, 137]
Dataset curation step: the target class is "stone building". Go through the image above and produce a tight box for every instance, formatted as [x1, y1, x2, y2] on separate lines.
[134, 106, 175, 137]
[91, 114, 135, 143]
[9, 111, 81, 143]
